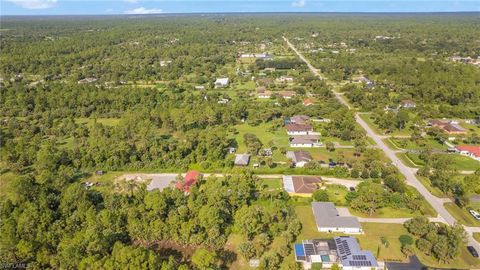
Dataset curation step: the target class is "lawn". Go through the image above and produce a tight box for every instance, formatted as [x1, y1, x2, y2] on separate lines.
[396, 152, 424, 168]
[389, 137, 447, 151]
[258, 178, 282, 190]
[232, 123, 290, 153]
[323, 184, 349, 206]
[0, 170, 18, 202]
[474, 233, 480, 243]
[417, 176, 446, 198]
[75, 117, 121, 127]
[444, 203, 480, 227]
[401, 152, 480, 171]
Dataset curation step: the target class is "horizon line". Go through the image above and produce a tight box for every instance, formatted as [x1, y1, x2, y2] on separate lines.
[2, 11, 480, 16]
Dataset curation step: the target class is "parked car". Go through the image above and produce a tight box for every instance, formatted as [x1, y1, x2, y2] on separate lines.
[349, 187, 356, 192]
[467, 246, 479, 257]
[469, 209, 480, 220]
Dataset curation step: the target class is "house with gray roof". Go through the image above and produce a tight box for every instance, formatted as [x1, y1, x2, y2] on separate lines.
[286, 150, 312, 167]
[234, 153, 250, 166]
[334, 236, 378, 270]
[312, 202, 362, 234]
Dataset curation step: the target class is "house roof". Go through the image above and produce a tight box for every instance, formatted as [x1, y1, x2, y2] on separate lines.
[234, 154, 250, 165]
[285, 123, 312, 132]
[303, 98, 314, 106]
[429, 119, 446, 126]
[291, 115, 310, 124]
[279, 91, 296, 97]
[334, 236, 378, 268]
[290, 135, 319, 145]
[286, 150, 312, 163]
[176, 170, 201, 192]
[215, 78, 229, 84]
[283, 175, 322, 193]
[312, 202, 362, 229]
[256, 86, 267, 93]
[456, 145, 480, 158]
[402, 99, 415, 106]
[443, 123, 466, 133]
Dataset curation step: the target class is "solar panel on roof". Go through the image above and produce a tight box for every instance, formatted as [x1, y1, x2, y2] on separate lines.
[352, 255, 367, 260]
[304, 243, 316, 256]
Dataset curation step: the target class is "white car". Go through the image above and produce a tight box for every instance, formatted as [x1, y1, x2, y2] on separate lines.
[469, 209, 480, 220]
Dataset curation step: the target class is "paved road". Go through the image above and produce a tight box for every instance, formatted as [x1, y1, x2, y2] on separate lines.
[283, 36, 480, 250]
[120, 173, 361, 189]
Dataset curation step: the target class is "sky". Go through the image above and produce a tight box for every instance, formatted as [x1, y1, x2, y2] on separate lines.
[1, 0, 479, 15]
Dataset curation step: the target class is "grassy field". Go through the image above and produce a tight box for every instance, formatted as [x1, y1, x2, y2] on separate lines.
[396, 153, 423, 168]
[0, 170, 18, 202]
[75, 117, 121, 127]
[417, 176, 446, 198]
[390, 137, 447, 151]
[258, 178, 282, 190]
[324, 184, 349, 206]
[474, 233, 480, 243]
[444, 203, 480, 227]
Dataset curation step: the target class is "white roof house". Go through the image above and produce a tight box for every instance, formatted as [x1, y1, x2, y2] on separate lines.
[214, 78, 229, 88]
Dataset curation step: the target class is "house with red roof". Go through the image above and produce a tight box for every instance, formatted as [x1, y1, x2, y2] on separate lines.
[455, 145, 480, 161]
[303, 98, 314, 106]
[176, 170, 202, 193]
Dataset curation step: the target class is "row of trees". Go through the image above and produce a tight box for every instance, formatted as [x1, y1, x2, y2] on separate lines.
[405, 216, 467, 263]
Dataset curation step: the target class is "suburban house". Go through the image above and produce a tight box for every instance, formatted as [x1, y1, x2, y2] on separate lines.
[214, 78, 229, 88]
[286, 150, 313, 167]
[428, 119, 467, 135]
[401, 99, 416, 108]
[277, 75, 294, 83]
[294, 237, 378, 270]
[176, 170, 201, 193]
[234, 154, 250, 166]
[312, 202, 363, 234]
[303, 98, 314, 106]
[194, 85, 205, 90]
[217, 98, 229, 104]
[286, 123, 313, 135]
[291, 115, 310, 124]
[289, 135, 321, 148]
[282, 175, 321, 195]
[455, 145, 480, 161]
[256, 87, 272, 98]
[353, 75, 374, 88]
[78, 77, 97, 84]
[279, 90, 296, 99]
[239, 53, 272, 59]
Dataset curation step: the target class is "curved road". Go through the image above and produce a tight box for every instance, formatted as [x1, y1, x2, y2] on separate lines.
[283, 36, 480, 251]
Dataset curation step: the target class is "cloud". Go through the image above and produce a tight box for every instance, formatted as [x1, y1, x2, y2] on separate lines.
[291, 0, 306, 7]
[7, 0, 57, 9]
[124, 0, 139, 3]
[125, 7, 163, 14]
